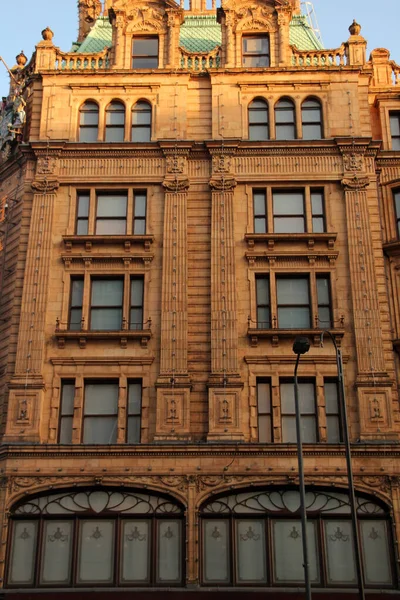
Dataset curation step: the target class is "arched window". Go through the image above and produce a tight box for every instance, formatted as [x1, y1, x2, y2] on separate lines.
[105, 101, 125, 142]
[79, 101, 99, 142]
[248, 99, 269, 140]
[7, 489, 184, 587]
[132, 101, 152, 142]
[302, 98, 323, 139]
[201, 488, 394, 588]
[275, 98, 296, 140]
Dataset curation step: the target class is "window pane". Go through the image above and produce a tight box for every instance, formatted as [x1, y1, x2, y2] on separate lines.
[326, 415, 341, 443]
[390, 114, 400, 136]
[243, 56, 269, 67]
[69, 308, 82, 330]
[394, 191, 400, 217]
[273, 191, 304, 215]
[41, 521, 72, 584]
[157, 521, 181, 583]
[78, 520, 114, 582]
[317, 278, 330, 305]
[254, 217, 267, 233]
[85, 383, 118, 415]
[312, 217, 324, 233]
[132, 127, 151, 142]
[275, 109, 295, 124]
[302, 107, 321, 123]
[302, 415, 317, 442]
[134, 219, 146, 235]
[243, 37, 269, 54]
[71, 279, 84, 307]
[92, 280, 123, 306]
[9, 521, 38, 584]
[96, 219, 126, 235]
[360, 520, 392, 585]
[133, 38, 158, 55]
[256, 277, 269, 302]
[236, 520, 267, 582]
[131, 278, 144, 305]
[257, 307, 270, 328]
[79, 127, 98, 142]
[106, 105, 125, 125]
[318, 306, 331, 328]
[80, 111, 99, 126]
[130, 308, 143, 330]
[311, 191, 324, 215]
[128, 416, 141, 443]
[91, 308, 122, 330]
[77, 220, 88, 235]
[393, 137, 400, 151]
[299, 382, 315, 413]
[105, 127, 125, 143]
[61, 383, 75, 416]
[277, 278, 309, 305]
[324, 520, 356, 584]
[282, 415, 296, 442]
[257, 382, 271, 414]
[281, 383, 295, 413]
[258, 414, 272, 443]
[97, 195, 127, 218]
[128, 382, 142, 415]
[249, 124, 269, 140]
[77, 195, 89, 217]
[273, 520, 319, 583]
[135, 194, 146, 216]
[59, 417, 73, 444]
[203, 520, 230, 583]
[276, 124, 296, 140]
[274, 217, 305, 233]
[83, 416, 117, 444]
[278, 306, 311, 328]
[303, 124, 322, 139]
[249, 109, 268, 124]
[121, 520, 150, 582]
[254, 192, 266, 215]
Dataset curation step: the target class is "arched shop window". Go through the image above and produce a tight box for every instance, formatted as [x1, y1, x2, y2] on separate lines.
[200, 488, 395, 588]
[6, 489, 184, 588]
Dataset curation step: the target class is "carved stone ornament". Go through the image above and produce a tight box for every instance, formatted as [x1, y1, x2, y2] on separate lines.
[162, 178, 190, 192]
[166, 155, 186, 174]
[212, 154, 232, 174]
[112, 2, 165, 33]
[343, 152, 364, 172]
[79, 0, 102, 23]
[31, 179, 59, 193]
[41, 27, 54, 41]
[209, 177, 237, 191]
[36, 156, 58, 175]
[236, 4, 276, 32]
[341, 175, 369, 191]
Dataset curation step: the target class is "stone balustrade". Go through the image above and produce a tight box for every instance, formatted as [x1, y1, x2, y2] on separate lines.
[54, 48, 110, 71]
[291, 44, 347, 67]
[390, 61, 400, 85]
[179, 46, 221, 71]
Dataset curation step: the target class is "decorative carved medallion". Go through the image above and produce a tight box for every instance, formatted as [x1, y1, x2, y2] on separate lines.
[166, 155, 186, 174]
[212, 154, 232, 174]
[36, 156, 58, 175]
[236, 4, 276, 32]
[343, 153, 364, 172]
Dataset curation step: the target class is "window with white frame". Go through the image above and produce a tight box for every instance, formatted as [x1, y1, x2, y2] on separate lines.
[389, 111, 400, 150]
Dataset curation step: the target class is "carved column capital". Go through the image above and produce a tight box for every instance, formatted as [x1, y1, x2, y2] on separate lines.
[209, 177, 237, 191]
[341, 175, 370, 191]
[162, 177, 190, 192]
[31, 179, 59, 193]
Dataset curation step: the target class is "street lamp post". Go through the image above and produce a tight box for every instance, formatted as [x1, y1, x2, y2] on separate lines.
[292, 336, 312, 600]
[320, 331, 365, 600]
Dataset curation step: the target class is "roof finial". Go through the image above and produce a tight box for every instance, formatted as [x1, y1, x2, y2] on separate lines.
[349, 19, 361, 36]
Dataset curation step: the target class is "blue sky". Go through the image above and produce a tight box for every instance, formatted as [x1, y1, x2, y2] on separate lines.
[0, 0, 398, 95]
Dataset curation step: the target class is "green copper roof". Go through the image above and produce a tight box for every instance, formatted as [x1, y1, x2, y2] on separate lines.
[73, 13, 323, 55]
[289, 15, 323, 51]
[179, 16, 222, 53]
[73, 17, 112, 53]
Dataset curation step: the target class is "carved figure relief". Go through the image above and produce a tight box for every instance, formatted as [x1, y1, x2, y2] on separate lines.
[236, 4, 276, 32]
[343, 152, 364, 172]
[79, 0, 102, 23]
[212, 154, 232, 174]
[36, 156, 58, 175]
[166, 155, 186, 174]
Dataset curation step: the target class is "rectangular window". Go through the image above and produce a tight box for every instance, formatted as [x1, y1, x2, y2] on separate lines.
[281, 380, 317, 443]
[78, 520, 115, 582]
[325, 380, 341, 443]
[76, 192, 89, 234]
[253, 190, 267, 233]
[127, 381, 142, 443]
[59, 380, 75, 444]
[69, 277, 84, 330]
[9, 521, 38, 584]
[242, 35, 270, 67]
[256, 276, 270, 328]
[394, 188, 400, 238]
[276, 277, 311, 328]
[317, 276, 332, 328]
[133, 191, 147, 234]
[236, 520, 267, 583]
[40, 521, 73, 584]
[130, 277, 144, 330]
[83, 381, 119, 444]
[121, 520, 150, 582]
[96, 193, 127, 235]
[203, 520, 230, 583]
[257, 380, 272, 443]
[389, 111, 400, 150]
[311, 189, 326, 232]
[273, 190, 305, 233]
[273, 520, 319, 583]
[132, 37, 159, 69]
[90, 278, 123, 331]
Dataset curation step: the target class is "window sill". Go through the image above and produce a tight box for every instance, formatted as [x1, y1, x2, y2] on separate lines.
[383, 239, 400, 256]
[245, 233, 337, 251]
[54, 329, 152, 349]
[247, 327, 345, 348]
[63, 234, 154, 253]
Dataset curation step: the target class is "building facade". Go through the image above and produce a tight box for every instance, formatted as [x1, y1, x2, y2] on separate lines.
[0, 0, 400, 597]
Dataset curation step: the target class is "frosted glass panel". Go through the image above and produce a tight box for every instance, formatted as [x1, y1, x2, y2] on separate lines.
[324, 520, 356, 583]
[157, 520, 181, 582]
[121, 520, 150, 582]
[204, 520, 230, 583]
[9, 521, 38, 584]
[273, 520, 319, 583]
[41, 521, 72, 584]
[236, 520, 267, 582]
[78, 520, 114, 582]
[361, 520, 392, 585]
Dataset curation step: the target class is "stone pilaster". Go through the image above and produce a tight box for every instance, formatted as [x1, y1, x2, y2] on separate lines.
[155, 147, 191, 440]
[207, 146, 243, 441]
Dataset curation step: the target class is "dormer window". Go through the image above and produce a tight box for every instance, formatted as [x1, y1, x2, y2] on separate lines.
[242, 35, 270, 67]
[132, 37, 159, 69]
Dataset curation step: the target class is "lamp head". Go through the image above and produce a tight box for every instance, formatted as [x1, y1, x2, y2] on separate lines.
[292, 336, 311, 355]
